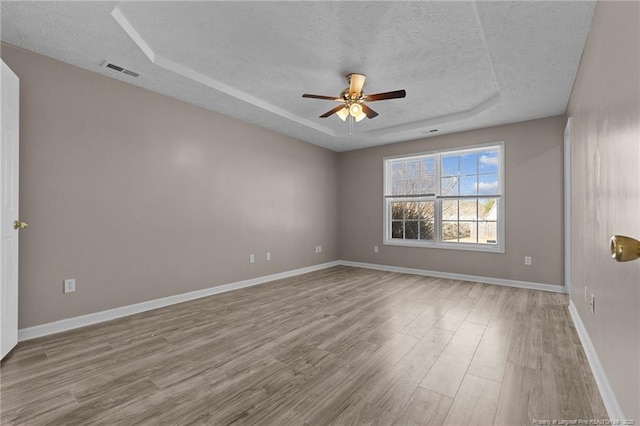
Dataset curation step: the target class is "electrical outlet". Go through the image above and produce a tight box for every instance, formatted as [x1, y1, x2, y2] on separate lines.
[374, 245, 379, 253]
[63, 278, 76, 294]
[266, 251, 271, 261]
[315, 245, 320, 254]
[524, 256, 532, 265]
[249, 254, 255, 264]
[318, 245, 322, 253]
[590, 294, 595, 314]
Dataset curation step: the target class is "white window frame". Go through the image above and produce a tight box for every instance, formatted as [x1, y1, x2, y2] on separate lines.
[383, 141, 505, 253]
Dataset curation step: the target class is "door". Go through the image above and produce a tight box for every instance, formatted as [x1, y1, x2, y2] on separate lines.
[1, 59, 21, 359]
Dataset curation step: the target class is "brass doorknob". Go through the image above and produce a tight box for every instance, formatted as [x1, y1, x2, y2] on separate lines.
[13, 220, 28, 230]
[610, 235, 640, 262]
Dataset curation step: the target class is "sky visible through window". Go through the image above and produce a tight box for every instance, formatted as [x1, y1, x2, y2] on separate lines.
[441, 150, 499, 196]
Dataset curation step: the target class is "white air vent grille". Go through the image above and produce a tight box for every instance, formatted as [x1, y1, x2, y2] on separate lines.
[101, 61, 139, 77]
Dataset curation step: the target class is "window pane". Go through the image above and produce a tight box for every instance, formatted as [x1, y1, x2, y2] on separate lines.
[416, 201, 435, 220]
[420, 158, 435, 176]
[392, 180, 406, 195]
[460, 153, 478, 175]
[479, 221, 497, 244]
[441, 176, 459, 196]
[459, 221, 477, 243]
[442, 222, 458, 242]
[405, 221, 419, 239]
[419, 179, 436, 195]
[420, 221, 435, 240]
[391, 202, 404, 220]
[442, 200, 458, 220]
[442, 155, 458, 177]
[391, 221, 403, 238]
[478, 174, 499, 195]
[405, 202, 420, 219]
[479, 150, 499, 174]
[459, 199, 477, 220]
[406, 179, 421, 195]
[406, 161, 420, 179]
[478, 198, 497, 220]
[420, 158, 436, 194]
[391, 162, 405, 180]
[460, 175, 478, 196]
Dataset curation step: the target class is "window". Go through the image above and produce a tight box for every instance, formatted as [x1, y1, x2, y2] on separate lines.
[384, 143, 504, 252]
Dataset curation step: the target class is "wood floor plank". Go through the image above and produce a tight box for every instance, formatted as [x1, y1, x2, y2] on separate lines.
[432, 295, 476, 331]
[329, 401, 398, 425]
[442, 373, 501, 425]
[573, 340, 609, 420]
[467, 319, 513, 383]
[399, 303, 452, 340]
[507, 312, 543, 370]
[394, 386, 453, 426]
[398, 280, 464, 339]
[303, 328, 453, 425]
[419, 321, 486, 398]
[293, 333, 418, 425]
[491, 287, 521, 322]
[465, 285, 503, 326]
[364, 327, 454, 413]
[494, 361, 537, 426]
[541, 351, 595, 421]
[51, 379, 160, 426]
[0, 390, 78, 426]
[0, 267, 607, 425]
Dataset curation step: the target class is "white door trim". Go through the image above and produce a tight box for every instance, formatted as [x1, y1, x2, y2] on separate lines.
[564, 117, 573, 295]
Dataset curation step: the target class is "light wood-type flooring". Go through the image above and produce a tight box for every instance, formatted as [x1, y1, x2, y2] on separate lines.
[1, 266, 607, 425]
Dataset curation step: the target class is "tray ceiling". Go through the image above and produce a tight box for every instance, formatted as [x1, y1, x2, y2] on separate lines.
[1, 1, 594, 151]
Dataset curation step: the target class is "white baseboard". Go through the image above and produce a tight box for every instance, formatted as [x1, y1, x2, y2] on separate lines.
[568, 300, 625, 421]
[339, 260, 567, 293]
[18, 259, 566, 342]
[18, 261, 341, 342]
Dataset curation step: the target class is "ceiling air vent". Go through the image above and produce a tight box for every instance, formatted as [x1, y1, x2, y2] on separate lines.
[122, 69, 139, 77]
[101, 61, 139, 78]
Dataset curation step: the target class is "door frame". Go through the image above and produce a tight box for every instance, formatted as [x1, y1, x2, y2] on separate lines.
[564, 117, 572, 295]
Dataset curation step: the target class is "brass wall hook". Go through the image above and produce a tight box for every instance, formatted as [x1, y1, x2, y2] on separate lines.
[610, 235, 640, 262]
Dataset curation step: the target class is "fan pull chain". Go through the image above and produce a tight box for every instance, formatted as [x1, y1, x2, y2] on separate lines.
[349, 115, 353, 136]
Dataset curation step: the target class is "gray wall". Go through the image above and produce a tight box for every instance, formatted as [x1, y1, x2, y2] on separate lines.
[337, 116, 565, 286]
[566, 1, 640, 419]
[2, 43, 339, 328]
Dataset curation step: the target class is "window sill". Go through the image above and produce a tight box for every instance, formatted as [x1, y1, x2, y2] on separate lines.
[383, 239, 505, 253]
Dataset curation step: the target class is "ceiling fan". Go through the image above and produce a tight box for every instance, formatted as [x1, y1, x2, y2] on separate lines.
[302, 73, 406, 122]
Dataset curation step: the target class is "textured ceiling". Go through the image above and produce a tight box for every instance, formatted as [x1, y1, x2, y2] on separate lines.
[1, 1, 594, 152]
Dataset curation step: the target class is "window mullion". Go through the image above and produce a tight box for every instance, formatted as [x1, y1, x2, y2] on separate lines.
[437, 194, 501, 199]
[435, 153, 442, 199]
[435, 198, 441, 244]
[435, 154, 442, 244]
[384, 198, 390, 241]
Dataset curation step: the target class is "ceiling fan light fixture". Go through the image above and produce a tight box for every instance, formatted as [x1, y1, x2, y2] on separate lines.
[349, 103, 363, 117]
[336, 107, 349, 121]
[354, 111, 366, 122]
